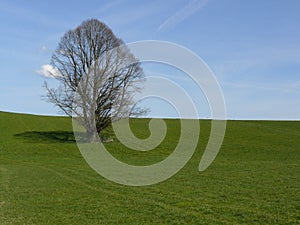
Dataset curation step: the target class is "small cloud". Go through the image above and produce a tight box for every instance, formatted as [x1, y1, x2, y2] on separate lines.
[36, 64, 61, 78]
[41, 45, 48, 52]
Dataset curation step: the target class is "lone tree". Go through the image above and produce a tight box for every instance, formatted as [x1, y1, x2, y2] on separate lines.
[44, 19, 145, 141]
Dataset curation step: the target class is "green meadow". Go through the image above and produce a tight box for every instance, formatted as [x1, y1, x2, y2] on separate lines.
[0, 111, 299, 224]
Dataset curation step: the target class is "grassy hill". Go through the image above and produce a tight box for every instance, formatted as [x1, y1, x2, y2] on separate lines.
[0, 111, 299, 224]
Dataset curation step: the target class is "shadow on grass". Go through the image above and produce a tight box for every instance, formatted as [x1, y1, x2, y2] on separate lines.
[14, 131, 77, 143]
[15, 129, 115, 144]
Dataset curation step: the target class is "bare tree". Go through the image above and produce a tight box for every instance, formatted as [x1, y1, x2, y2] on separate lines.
[44, 19, 145, 141]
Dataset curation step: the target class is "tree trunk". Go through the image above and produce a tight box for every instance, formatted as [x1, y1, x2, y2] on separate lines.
[86, 129, 100, 143]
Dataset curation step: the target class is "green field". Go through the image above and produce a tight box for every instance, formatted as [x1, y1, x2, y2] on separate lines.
[0, 111, 299, 224]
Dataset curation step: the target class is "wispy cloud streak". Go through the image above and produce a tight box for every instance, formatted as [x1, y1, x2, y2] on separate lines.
[222, 81, 300, 93]
[158, 0, 209, 31]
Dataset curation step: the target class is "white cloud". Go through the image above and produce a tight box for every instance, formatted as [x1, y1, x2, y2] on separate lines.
[159, 0, 209, 30]
[36, 64, 61, 78]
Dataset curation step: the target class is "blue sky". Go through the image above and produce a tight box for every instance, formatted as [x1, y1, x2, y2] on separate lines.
[0, 0, 299, 120]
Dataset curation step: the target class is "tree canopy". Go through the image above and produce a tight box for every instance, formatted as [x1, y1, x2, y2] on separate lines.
[44, 19, 145, 141]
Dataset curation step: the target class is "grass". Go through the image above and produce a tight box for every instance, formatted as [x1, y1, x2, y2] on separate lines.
[0, 111, 299, 224]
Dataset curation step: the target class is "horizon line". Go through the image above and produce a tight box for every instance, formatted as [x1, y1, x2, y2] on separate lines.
[0, 110, 299, 122]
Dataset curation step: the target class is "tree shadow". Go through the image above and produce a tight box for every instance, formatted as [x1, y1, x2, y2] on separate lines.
[14, 131, 77, 143]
